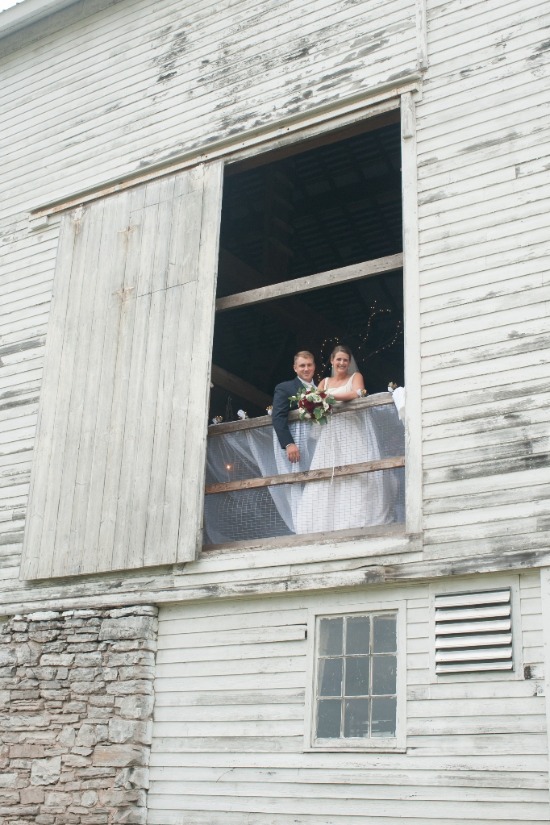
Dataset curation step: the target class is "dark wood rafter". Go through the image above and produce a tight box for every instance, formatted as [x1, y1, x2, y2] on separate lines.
[345, 142, 399, 249]
[262, 163, 295, 282]
[210, 364, 273, 409]
[292, 169, 345, 267]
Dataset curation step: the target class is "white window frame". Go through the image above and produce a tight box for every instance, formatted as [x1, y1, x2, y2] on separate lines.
[429, 575, 523, 682]
[305, 600, 406, 752]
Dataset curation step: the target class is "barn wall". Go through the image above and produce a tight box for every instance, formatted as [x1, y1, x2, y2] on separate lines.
[147, 572, 548, 824]
[0, 0, 418, 220]
[0, 0, 549, 597]
[418, 0, 550, 559]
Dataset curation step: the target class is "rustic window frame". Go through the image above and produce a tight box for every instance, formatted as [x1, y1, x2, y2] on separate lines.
[304, 601, 406, 752]
[203, 90, 422, 550]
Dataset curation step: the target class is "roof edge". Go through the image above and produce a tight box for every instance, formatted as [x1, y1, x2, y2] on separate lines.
[0, 0, 81, 40]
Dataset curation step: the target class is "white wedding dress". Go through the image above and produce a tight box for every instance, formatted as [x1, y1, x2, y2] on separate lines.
[295, 374, 393, 534]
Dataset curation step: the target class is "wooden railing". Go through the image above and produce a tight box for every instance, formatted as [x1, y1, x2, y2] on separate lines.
[205, 395, 404, 496]
[203, 393, 405, 547]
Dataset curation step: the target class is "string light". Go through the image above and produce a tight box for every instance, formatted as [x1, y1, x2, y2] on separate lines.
[317, 301, 403, 381]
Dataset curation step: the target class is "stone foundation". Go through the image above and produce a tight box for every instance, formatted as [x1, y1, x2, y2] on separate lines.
[0, 605, 158, 825]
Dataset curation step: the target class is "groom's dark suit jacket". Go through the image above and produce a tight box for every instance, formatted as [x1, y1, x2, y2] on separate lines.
[272, 375, 303, 450]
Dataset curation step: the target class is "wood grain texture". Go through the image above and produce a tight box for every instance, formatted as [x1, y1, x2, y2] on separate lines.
[19, 164, 223, 579]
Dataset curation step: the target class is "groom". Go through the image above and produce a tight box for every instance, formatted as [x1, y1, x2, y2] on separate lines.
[272, 350, 316, 464]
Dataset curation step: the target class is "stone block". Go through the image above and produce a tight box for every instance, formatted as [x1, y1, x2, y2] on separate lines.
[117, 694, 154, 721]
[28, 612, 60, 622]
[0, 689, 10, 707]
[50, 814, 81, 824]
[109, 640, 157, 653]
[0, 790, 19, 804]
[71, 667, 102, 682]
[16, 644, 42, 666]
[66, 635, 98, 643]
[80, 790, 98, 808]
[87, 706, 113, 720]
[108, 606, 157, 618]
[35, 815, 56, 824]
[71, 681, 106, 695]
[0, 649, 17, 667]
[87, 695, 115, 708]
[58, 727, 77, 747]
[4, 714, 49, 730]
[45, 790, 73, 807]
[62, 753, 90, 768]
[108, 719, 152, 746]
[74, 652, 102, 667]
[105, 681, 153, 697]
[99, 617, 156, 643]
[29, 631, 60, 643]
[78, 813, 109, 825]
[10, 743, 46, 758]
[118, 666, 155, 681]
[20, 786, 45, 804]
[92, 745, 147, 768]
[40, 654, 75, 666]
[65, 701, 87, 714]
[116, 806, 147, 824]
[76, 724, 108, 748]
[30, 756, 61, 785]
[99, 788, 141, 807]
[114, 767, 149, 790]
[0, 773, 17, 788]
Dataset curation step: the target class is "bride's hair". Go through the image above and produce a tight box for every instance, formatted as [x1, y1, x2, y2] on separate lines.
[330, 344, 358, 376]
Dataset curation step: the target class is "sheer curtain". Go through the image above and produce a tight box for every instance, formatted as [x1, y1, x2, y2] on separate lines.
[204, 395, 405, 544]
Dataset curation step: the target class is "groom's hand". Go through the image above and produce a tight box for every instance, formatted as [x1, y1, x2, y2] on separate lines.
[286, 444, 300, 463]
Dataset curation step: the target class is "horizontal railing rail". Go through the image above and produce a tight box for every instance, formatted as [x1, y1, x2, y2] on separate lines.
[205, 393, 403, 496]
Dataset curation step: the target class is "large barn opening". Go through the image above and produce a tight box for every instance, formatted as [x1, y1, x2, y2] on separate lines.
[210, 111, 403, 422]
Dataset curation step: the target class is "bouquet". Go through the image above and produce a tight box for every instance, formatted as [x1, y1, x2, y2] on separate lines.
[289, 386, 334, 425]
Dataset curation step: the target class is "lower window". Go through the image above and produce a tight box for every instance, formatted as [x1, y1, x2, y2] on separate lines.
[309, 607, 404, 750]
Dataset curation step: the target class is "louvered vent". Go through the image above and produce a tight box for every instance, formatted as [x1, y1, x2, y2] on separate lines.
[434, 589, 513, 675]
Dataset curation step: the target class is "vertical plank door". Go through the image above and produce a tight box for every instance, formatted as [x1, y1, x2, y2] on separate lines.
[21, 163, 223, 579]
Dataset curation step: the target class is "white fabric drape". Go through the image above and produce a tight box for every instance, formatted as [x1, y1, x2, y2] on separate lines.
[204, 394, 405, 545]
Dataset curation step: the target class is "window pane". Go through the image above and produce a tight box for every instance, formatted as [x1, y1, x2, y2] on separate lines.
[372, 655, 396, 695]
[371, 697, 396, 737]
[346, 616, 370, 654]
[317, 699, 342, 738]
[319, 617, 343, 656]
[318, 658, 343, 697]
[373, 615, 396, 652]
[344, 656, 370, 696]
[344, 698, 370, 738]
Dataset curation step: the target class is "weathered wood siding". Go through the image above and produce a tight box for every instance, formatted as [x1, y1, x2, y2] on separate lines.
[0, 0, 548, 597]
[1, 0, 418, 216]
[20, 164, 223, 579]
[148, 572, 548, 824]
[418, 0, 550, 559]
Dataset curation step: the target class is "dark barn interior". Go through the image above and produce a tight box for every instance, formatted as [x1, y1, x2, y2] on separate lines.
[210, 113, 403, 421]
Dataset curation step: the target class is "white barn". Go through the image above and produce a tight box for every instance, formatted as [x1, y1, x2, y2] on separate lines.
[1, 0, 549, 822]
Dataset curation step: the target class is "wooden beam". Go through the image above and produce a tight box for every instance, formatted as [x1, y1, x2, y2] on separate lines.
[210, 364, 272, 409]
[205, 455, 405, 494]
[207, 393, 395, 435]
[218, 249, 342, 337]
[215, 254, 404, 312]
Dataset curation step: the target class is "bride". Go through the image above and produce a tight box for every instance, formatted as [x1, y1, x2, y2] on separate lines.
[295, 345, 393, 534]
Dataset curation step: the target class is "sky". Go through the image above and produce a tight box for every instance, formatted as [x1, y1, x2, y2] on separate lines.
[0, 0, 21, 11]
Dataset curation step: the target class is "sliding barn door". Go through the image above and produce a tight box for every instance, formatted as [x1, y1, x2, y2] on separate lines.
[21, 163, 223, 579]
